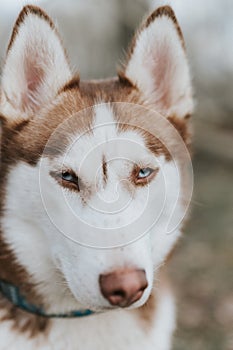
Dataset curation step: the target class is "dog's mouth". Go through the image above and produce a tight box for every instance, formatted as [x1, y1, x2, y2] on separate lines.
[87, 298, 148, 313]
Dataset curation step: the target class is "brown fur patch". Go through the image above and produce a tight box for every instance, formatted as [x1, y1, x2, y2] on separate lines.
[167, 115, 192, 146]
[102, 156, 108, 183]
[135, 269, 174, 331]
[0, 140, 50, 335]
[60, 76, 80, 93]
[0, 295, 50, 338]
[118, 72, 136, 88]
[112, 103, 172, 160]
[0, 232, 50, 336]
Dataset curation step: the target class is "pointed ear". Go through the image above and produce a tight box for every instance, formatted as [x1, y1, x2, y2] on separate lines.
[1, 5, 72, 122]
[120, 6, 193, 118]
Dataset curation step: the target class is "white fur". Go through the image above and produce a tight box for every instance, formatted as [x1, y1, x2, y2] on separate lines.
[1, 103, 183, 349]
[0, 287, 175, 350]
[1, 10, 71, 121]
[2, 104, 183, 312]
[125, 15, 193, 117]
[0, 6, 192, 350]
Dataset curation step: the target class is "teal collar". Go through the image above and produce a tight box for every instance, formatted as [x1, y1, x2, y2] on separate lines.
[0, 279, 95, 318]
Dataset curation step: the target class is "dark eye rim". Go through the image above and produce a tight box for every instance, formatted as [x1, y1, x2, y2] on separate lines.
[50, 169, 80, 191]
[132, 166, 159, 185]
[137, 167, 154, 179]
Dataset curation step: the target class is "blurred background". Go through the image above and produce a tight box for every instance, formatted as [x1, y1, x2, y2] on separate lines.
[0, 0, 232, 349]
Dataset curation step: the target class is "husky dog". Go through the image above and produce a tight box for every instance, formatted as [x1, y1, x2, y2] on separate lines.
[0, 5, 193, 350]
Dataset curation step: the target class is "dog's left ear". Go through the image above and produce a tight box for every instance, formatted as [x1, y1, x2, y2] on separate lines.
[1, 5, 72, 122]
[120, 6, 193, 118]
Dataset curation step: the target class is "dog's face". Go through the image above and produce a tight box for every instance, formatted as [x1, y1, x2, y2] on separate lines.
[0, 6, 193, 311]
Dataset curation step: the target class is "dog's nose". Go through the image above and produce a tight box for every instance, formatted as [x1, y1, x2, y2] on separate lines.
[99, 269, 148, 307]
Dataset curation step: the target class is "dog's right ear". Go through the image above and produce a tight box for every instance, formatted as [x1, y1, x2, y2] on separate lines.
[0, 5, 72, 123]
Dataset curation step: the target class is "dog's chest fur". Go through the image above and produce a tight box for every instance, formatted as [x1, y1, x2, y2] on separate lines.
[0, 288, 175, 350]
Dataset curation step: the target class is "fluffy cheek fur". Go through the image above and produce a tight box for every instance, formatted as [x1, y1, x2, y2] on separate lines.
[0, 4, 192, 317]
[43, 158, 181, 309]
[38, 159, 156, 308]
[2, 150, 182, 311]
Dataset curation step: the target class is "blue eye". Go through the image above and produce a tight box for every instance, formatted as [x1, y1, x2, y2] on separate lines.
[50, 170, 80, 191]
[138, 168, 154, 179]
[62, 172, 75, 182]
[61, 171, 80, 190]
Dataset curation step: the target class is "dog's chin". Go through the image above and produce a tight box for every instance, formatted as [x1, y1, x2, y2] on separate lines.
[75, 292, 150, 313]
[127, 296, 149, 310]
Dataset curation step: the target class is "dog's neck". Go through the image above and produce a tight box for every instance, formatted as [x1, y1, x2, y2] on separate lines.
[0, 214, 86, 317]
[0, 279, 94, 318]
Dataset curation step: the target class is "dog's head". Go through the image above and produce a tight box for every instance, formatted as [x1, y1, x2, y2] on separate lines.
[0, 6, 193, 312]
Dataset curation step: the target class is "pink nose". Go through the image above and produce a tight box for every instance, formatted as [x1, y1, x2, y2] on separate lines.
[99, 269, 148, 307]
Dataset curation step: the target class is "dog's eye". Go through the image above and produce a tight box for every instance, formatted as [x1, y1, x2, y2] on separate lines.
[62, 171, 75, 182]
[50, 170, 80, 191]
[133, 167, 158, 185]
[137, 168, 154, 179]
[61, 171, 79, 190]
